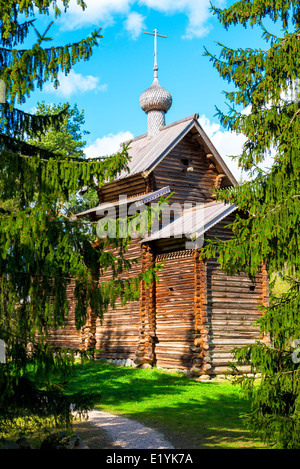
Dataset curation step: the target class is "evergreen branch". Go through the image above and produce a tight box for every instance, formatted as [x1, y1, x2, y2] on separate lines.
[206, 1, 300, 449]
[0, 264, 160, 296]
[205, 30, 300, 110]
[261, 195, 300, 219]
[288, 109, 300, 127]
[260, 22, 281, 46]
[0, 133, 118, 162]
[0, 19, 36, 47]
[276, 369, 300, 376]
[0, 1, 87, 40]
[210, 0, 296, 30]
[0, 103, 70, 140]
[1, 28, 103, 103]
[32, 21, 54, 45]
[0, 1, 144, 437]
[0, 133, 68, 159]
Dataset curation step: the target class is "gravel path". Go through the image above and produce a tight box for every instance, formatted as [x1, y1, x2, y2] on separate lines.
[87, 410, 174, 449]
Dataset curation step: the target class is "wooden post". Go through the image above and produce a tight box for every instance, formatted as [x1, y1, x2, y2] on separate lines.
[134, 243, 156, 367]
[145, 174, 154, 194]
[261, 261, 270, 346]
[261, 261, 269, 308]
[96, 187, 104, 204]
[190, 249, 210, 376]
[80, 274, 97, 354]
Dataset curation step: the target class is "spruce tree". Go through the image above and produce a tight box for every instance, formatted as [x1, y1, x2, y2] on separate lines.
[28, 102, 89, 158]
[27, 101, 99, 213]
[204, 0, 300, 449]
[0, 1, 156, 439]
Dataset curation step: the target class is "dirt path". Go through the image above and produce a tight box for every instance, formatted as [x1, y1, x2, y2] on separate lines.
[82, 410, 174, 450]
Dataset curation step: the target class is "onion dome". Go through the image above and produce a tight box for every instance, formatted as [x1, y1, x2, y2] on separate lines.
[139, 76, 172, 137]
[139, 77, 172, 114]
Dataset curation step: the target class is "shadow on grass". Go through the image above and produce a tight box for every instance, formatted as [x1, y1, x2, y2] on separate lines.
[65, 361, 266, 450]
[117, 398, 264, 450]
[67, 361, 197, 402]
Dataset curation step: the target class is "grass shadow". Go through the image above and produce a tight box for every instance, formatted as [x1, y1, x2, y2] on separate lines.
[64, 361, 267, 450]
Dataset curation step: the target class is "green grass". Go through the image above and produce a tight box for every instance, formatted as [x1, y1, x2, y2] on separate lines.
[65, 360, 268, 449]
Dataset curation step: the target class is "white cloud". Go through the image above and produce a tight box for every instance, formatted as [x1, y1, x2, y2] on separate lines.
[57, 0, 131, 30]
[84, 131, 134, 158]
[124, 12, 146, 40]
[44, 70, 107, 98]
[57, 0, 225, 39]
[140, 0, 225, 39]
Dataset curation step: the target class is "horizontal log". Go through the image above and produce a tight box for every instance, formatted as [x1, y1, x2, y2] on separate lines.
[206, 365, 252, 375]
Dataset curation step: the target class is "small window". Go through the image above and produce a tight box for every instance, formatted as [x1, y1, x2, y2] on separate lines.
[181, 158, 189, 167]
[249, 285, 255, 292]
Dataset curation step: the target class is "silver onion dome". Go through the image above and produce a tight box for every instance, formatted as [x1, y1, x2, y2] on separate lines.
[139, 77, 172, 114]
[139, 77, 172, 137]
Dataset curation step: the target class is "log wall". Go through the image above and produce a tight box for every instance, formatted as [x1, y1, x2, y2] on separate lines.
[100, 174, 147, 204]
[46, 281, 83, 351]
[47, 242, 143, 359]
[154, 250, 195, 370]
[148, 212, 266, 376]
[95, 240, 142, 361]
[204, 216, 265, 375]
[152, 132, 220, 205]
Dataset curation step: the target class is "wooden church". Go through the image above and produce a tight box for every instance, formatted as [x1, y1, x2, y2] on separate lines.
[48, 32, 268, 378]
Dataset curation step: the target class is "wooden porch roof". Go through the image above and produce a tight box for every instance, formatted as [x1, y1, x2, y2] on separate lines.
[142, 201, 238, 243]
[72, 186, 171, 220]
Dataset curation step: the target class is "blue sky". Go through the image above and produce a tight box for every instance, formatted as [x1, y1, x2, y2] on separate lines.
[22, 0, 281, 180]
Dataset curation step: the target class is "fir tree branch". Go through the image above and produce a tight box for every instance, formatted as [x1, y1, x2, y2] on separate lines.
[0, 133, 119, 162]
[0, 103, 70, 140]
[0, 19, 36, 47]
[1, 28, 103, 103]
[31, 21, 54, 45]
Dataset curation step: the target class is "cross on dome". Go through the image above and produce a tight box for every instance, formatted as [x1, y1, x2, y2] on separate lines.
[139, 29, 172, 137]
[144, 29, 167, 79]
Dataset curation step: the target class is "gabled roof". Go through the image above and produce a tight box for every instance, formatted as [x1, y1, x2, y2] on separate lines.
[143, 201, 238, 243]
[116, 113, 238, 186]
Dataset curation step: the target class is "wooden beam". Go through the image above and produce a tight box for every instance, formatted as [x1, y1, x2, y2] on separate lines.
[134, 243, 157, 367]
[190, 249, 209, 376]
[80, 272, 97, 354]
[214, 173, 225, 190]
[261, 261, 270, 346]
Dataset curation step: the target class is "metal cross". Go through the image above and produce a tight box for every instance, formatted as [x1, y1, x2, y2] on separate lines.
[144, 29, 167, 79]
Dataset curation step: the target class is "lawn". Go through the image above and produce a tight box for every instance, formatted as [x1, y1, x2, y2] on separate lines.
[65, 360, 267, 449]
